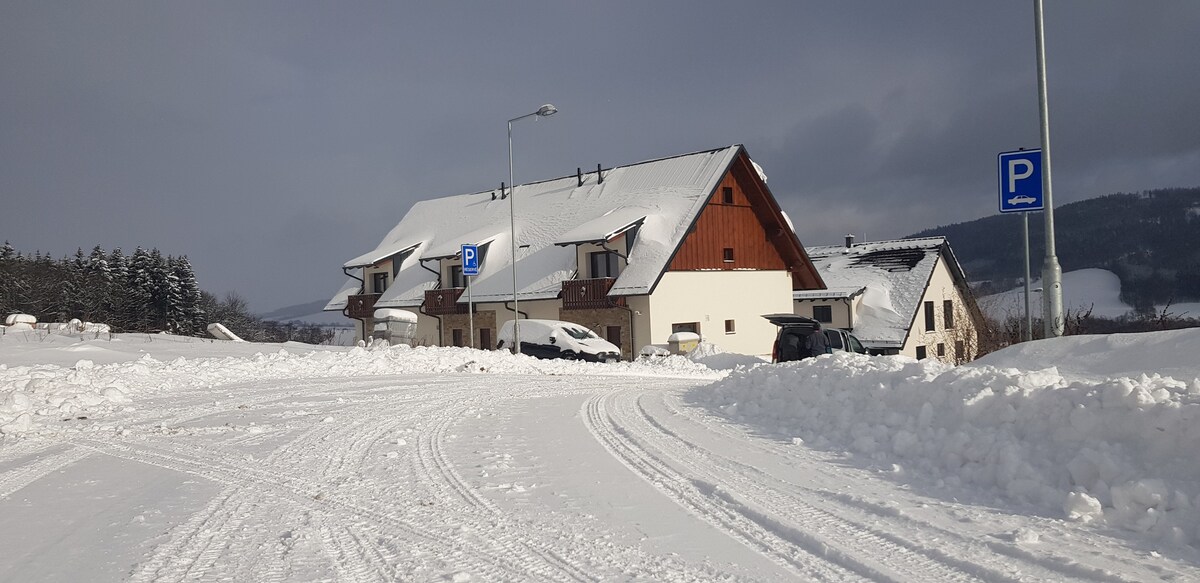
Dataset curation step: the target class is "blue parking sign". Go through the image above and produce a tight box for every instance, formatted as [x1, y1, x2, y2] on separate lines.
[461, 244, 480, 276]
[998, 149, 1045, 213]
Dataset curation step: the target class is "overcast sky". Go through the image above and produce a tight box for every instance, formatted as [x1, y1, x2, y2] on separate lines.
[4, 2, 1199, 312]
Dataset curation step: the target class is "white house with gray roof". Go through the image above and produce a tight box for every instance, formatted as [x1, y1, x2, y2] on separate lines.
[327, 144, 825, 359]
[796, 236, 983, 363]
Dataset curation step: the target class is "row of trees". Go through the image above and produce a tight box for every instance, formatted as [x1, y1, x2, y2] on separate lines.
[1, 242, 205, 334]
[1, 242, 332, 344]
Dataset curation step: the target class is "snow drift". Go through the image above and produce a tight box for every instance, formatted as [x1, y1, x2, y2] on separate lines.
[692, 329, 1200, 547]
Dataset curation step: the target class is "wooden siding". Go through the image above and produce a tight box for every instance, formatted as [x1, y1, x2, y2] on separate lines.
[424, 288, 468, 315]
[346, 293, 380, 319]
[562, 278, 627, 310]
[668, 170, 787, 271]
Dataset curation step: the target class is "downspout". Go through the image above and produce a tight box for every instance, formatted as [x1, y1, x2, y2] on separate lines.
[599, 241, 628, 260]
[503, 301, 529, 321]
[342, 266, 367, 341]
[418, 259, 444, 346]
[612, 298, 636, 361]
[598, 242, 634, 360]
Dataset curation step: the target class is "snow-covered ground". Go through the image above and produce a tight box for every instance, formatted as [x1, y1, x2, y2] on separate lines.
[979, 268, 1200, 320]
[2, 328, 1199, 581]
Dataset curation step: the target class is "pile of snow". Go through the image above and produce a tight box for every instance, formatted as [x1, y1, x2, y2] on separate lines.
[692, 328, 1200, 547]
[685, 341, 767, 372]
[0, 334, 720, 437]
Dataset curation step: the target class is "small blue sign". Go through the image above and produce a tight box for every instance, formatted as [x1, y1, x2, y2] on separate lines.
[461, 244, 480, 276]
[998, 149, 1045, 213]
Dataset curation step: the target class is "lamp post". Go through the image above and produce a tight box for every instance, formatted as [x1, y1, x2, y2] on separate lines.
[507, 103, 557, 354]
[1035, 0, 1064, 337]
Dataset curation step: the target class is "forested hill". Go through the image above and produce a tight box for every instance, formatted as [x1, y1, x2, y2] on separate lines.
[908, 187, 1200, 311]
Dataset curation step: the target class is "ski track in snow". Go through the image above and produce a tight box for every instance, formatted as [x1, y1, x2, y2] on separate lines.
[3, 367, 1196, 581]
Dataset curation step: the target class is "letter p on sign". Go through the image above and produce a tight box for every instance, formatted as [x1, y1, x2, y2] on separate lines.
[1008, 159, 1034, 193]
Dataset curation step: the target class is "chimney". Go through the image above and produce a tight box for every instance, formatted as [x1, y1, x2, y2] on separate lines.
[845, 234, 855, 248]
[577, 167, 583, 187]
[597, 163, 603, 184]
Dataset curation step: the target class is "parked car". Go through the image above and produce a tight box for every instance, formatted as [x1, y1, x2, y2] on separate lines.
[496, 319, 621, 363]
[761, 313, 868, 362]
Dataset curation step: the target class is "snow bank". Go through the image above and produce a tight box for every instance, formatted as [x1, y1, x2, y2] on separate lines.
[0, 335, 718, 438]
[691, 329, 1200, 548]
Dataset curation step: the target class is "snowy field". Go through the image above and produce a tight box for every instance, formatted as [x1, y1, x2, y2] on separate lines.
[979, 268, 1200, 320]
[2, 329, 1199, 581]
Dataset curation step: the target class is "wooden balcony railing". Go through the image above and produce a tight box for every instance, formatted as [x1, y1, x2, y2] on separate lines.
[562, 277, 626, 310]
[424, 287, 468, 315]
[346, 293, 381, 319]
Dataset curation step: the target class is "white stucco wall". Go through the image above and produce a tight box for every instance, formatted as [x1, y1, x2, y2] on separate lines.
[900, 257, 979, 363]
[647, 270, 793, 357]
[793, 298, 856, 329]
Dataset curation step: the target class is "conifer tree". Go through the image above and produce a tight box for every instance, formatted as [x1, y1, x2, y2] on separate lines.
[128, 247, 154, 330]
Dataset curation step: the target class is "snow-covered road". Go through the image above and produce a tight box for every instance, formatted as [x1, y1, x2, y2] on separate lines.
[3, 352, 1195, 582]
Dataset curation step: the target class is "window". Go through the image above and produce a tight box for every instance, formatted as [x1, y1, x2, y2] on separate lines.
[724, 319, 735, 334]
[448, 265, 465, 288]
[937, 343, 945, 357]
[606, 325, 622, 347]
[955, 340, 965, 361]
[944, 300, 955, 329]
[915, 345, 927, 360]
[812, 305, 833, 323]
[722, 186, 734, 204]
[451, 328, 464, 347]
[849, 336, 866, 354]
[924, 301, 935, 331]
[672, 322, 699, 334]
[372, 272, 388, 294]
[589, 251, 619, 278]
[481, 328, 493, 350]
[723, 248, 734, 262]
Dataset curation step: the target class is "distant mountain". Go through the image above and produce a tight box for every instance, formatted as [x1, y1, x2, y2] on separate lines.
[259, 299, 350, 326]
[908, 187, 1200, 312]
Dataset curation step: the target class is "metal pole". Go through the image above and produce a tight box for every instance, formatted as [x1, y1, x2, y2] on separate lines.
[1035, 0, 1064, 337]
[507, 119, 521, 354]
[467, 274, 474, 349]
[1023, 212, 1032, 342]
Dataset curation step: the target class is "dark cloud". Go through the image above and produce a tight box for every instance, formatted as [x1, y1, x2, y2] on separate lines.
[3, 1, 1199, 310]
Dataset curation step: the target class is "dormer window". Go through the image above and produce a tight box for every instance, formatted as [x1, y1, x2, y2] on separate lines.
[448, 265, 465, 288]
[589, 251, 619, 279]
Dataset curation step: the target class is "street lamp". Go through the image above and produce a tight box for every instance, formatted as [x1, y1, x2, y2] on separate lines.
[507, 103, 557, 354]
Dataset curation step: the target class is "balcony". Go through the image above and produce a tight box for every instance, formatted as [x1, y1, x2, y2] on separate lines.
[346, 293, 381, 319]
[424, 287, 468, 315]
[562, 277, 626, 310]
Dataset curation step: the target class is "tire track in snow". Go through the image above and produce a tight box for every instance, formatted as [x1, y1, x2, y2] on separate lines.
[612, 391, 993, 583]
[74, 438, 526, 581]
[651, 390, 1187, 583]
[582, 391, 869, 582]
[0, 444, 91, 499]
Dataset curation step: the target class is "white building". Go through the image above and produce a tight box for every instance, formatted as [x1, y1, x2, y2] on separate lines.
[796, 236, 984, 363]
[325, 145, 825, 359]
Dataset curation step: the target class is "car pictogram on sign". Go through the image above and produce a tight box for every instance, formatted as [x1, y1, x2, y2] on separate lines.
[1007, 195, 1037, 205]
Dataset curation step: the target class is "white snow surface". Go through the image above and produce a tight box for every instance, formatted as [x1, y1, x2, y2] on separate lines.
[2, 328, 1199, 581]
[978, 267, 1200, 321]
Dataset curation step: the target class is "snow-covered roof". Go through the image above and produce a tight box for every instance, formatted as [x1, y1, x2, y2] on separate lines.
[793, 286, 866, 300]
[801, 237, 953, 348]
[337, 145, 755, 308]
